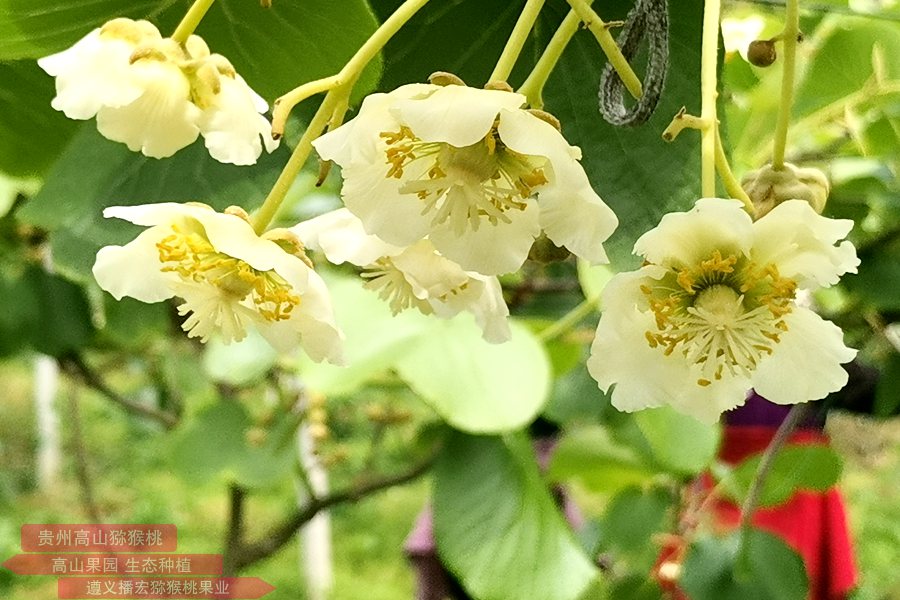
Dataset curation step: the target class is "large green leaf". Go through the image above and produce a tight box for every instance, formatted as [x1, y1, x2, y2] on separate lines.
[0, 264, 94, 357]
[600, 486, 674, 572]
[371, 0, 705, 269]
[0, 61, 79, 176]
[394, 319, 551, 433]
[719, 444, 842, 508]
[18, 126, 287, 280]
[680, 529, 808, 600]
[433, 433, 598, 600]
[0, 0, 382, 101]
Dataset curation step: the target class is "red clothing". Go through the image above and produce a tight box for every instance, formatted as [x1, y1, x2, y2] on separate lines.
[660, 426, 857, 600]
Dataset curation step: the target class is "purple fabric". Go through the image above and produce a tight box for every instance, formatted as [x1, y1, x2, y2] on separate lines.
[725, 391, 824, 429]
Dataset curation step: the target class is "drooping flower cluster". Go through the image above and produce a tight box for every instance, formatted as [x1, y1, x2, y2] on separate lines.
[92, 203, 344, 363]
[293, 209, 511, 343]
[587, 198, 859, 423]
[313, 83, 618, 276]
[38, 18, 278, 164]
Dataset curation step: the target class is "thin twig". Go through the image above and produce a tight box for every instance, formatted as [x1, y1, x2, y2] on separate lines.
[67, 385, 103, 524]
[59, 354, 179, 430]
[222, 484, 246, 577]
[231, 452, 437, 571]
[739, 402, 809, 532]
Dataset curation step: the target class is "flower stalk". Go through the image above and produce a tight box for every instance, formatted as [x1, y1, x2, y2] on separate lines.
[171, 0, 217, 44]
[518, 9, 581, 108]
[254, 0, 433, 233]
[489, 0, 546, 84]
[566, 0, 643, 99]
[772, 0, 800, 169]
[700, 0, 722, 197]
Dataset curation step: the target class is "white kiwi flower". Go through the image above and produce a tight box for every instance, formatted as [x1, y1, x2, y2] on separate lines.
[587, 199, 859, 423]
[38, 18, 278, 164]
[312, 83, 618, 276]
[92, 202, 343, 363]
[293, 208, 511, 343]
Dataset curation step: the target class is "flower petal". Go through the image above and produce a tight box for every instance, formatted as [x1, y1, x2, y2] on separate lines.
[751, 199, 859, 288]
[752, 307, 857, 404]
[198, 74, 278, 166]
[633, 198, 754, 267]
[92, 227, 178, 302]
[292, 208, 404, 266]
[392, 85, 525, 147]
[429, 199, 541, 275]
[95, 60, 201, 158]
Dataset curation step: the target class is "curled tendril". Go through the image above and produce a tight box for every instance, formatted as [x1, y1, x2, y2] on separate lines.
[598, 0, 670, 126]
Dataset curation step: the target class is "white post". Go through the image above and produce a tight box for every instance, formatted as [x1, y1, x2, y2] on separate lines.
[34, 354, 61, 490]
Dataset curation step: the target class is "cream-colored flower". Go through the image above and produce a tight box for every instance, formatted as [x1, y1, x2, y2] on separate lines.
[312, 83, 618, 276]
[293, 209, 511, 343]
[92, 202, 343, 363]
[587, 199, 859, 423]
[38, 18, 278, 164]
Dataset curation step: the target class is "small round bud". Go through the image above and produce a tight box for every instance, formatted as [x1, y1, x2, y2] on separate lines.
[365, 403, 387, 422]
[245, 427, 267, 447]
[307, 407, 327, 424]
[741, 162, 830, 218]
[308, 422, 329, 442]
[747, 39, 777, 67]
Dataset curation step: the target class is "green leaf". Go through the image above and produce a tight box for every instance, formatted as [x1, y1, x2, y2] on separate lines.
[0, 61, 79, 176]
[395, 319, 551, 433]
[543, 360, 612, 425]
[843, 244, 900, 310]
[299, 273, 432, 397]
[634, 406, 721, 475]
[794, 18, 900, 118]
[548, 426, 656, 496]
[0, 265, 94, 357]
[96, 296, 169, 351]
[680, 529, 808, 600]
[29, 266, 96, 356]
[168, 399, 294, 489]
[600, 486, 673, 569]
[721, 445, 843, 508]
[0, 0, 382, 102]
[434, 433, 597, 600]
[202, 329, 278, 386]
[18, 126, 287, 280]
[874, 350, 900, 417]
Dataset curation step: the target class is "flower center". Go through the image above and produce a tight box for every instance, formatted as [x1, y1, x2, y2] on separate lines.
[380, 124, 548, 236]
[156, 224, 300, 326]
[361, 258, 434, 316]
[642, 251, 797, 386]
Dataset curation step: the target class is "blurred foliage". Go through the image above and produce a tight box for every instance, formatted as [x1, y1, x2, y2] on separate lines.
[0, 0, 899, 599]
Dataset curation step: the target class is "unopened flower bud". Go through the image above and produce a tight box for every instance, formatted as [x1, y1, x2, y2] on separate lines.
[747, 39, 777, 67]
[741, 162, 830, 218]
